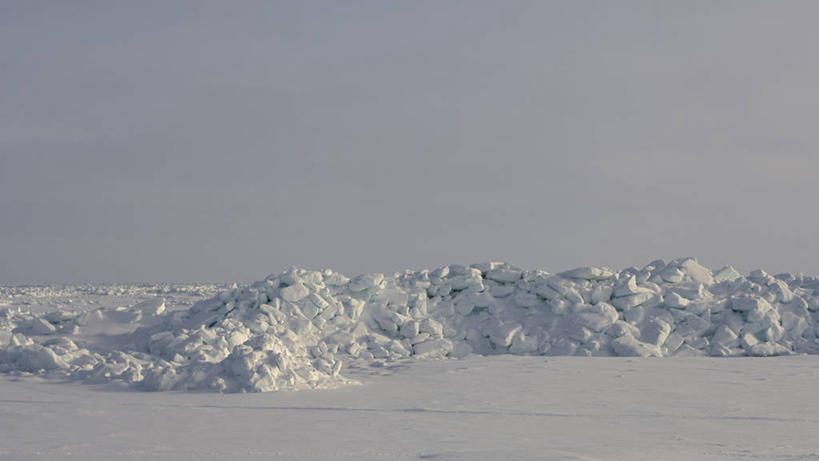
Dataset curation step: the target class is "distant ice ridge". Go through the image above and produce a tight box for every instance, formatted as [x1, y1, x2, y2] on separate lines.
[2, 258, 819, 392]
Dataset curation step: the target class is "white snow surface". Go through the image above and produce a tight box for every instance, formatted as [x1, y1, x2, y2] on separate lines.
[3, 355, 819, 460]
[2, 257, 819, 393]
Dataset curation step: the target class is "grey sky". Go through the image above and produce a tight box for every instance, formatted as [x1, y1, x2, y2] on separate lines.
[1, 1, 817, 283]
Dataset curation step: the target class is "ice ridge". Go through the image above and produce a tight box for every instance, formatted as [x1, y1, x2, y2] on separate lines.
[2, 258, 819, 392]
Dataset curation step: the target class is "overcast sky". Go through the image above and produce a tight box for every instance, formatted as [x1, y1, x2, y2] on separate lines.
[1, 1, 818, 283]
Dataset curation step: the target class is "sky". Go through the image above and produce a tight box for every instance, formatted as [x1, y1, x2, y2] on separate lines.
[1, 1, 818, 283]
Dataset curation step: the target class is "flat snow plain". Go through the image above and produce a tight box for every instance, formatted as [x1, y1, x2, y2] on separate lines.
[2, 355, 819, 460]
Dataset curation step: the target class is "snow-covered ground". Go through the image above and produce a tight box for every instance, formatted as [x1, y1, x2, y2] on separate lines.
[2, 355, 819, 460]
[2, 259, 819, 459]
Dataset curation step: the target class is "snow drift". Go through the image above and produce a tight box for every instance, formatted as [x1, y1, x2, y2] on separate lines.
[2, 257, 819, 392]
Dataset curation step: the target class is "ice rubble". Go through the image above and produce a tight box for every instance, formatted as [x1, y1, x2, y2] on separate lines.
[2, 258, 819, 392]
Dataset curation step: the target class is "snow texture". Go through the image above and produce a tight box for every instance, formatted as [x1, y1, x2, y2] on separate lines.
[2, 257, 819, 392]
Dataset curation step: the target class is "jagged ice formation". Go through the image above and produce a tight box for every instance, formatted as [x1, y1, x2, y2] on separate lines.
[2, 258, 819, 392]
